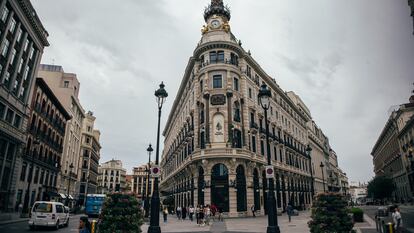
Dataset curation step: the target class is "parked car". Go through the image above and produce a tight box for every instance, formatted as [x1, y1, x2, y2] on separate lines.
[28, 201, 69, 230]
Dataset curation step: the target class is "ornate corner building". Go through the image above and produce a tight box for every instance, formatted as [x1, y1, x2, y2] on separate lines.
[160, 0, 348, 217]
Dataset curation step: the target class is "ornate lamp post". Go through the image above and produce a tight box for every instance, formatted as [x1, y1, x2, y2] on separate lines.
[145, 144, 153, 218]
[22, 137, 40, 217]
[66, 163, 74, 206]
[305, 145, 314, 197]
[320, 162, 326, 192]
[258, 83, 280, 233]
[148, 82, 168, 233]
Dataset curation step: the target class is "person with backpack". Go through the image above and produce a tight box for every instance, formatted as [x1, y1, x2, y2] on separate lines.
[287, 203, 293, 222]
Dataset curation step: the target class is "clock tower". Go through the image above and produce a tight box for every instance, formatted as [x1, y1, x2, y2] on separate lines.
[202, 0, 232, 34]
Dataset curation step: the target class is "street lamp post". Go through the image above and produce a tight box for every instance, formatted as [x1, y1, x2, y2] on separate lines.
[145, 144, 153, 218]
[66, 163, 74, 206]
[320, 162, 326, 192]
[148, 82, 168, 233]
[22, 137, 40, 217]
[258, 83, 280, 233]
[306, 145, 314, 197]
[83, 174, 90, 207]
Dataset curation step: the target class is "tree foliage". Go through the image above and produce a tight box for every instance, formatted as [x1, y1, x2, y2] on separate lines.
[98, 193, 143, 233]
[308, 193, 355, 233]
[367, 176, 395, 200]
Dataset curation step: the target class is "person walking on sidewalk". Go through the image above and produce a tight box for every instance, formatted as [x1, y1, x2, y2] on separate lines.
[79, 216, 91, 233]
[163, 207, 168, 223]
[287, 203, 293, 222]
[182, 206, 187, 220]
[189, 205, 194, 221]
[251, 204, 256, 217]
[392, 207, 403, 233]
[176, 206, 182, 220]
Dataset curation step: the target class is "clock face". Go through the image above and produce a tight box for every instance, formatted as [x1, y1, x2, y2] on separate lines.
[211, 20, 221, 29]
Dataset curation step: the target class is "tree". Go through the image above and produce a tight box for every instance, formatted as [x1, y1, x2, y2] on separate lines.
[98, 193, 143, 233]
[367, 176, 395, 200]
[308, 193, 355, 233]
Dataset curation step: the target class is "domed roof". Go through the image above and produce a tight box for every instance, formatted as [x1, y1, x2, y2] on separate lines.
[204, 0, 231, 22]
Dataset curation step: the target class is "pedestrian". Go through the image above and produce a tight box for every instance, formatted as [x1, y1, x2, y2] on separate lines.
[251, 204, 256, 217]
[218, 206, 223, 221]
[79, 216, 91, 233]
[189, 205, 194, 221]
[196, 205, 201, 225]
[163, 207, 168, 223]
[287, 203, 293, 222]
[176, 206, 182, 220]
[205, 205, 211, 226]
[199, 205, 205, 226]
[182, 206, 187, 220]
[392, 207, 403, 233]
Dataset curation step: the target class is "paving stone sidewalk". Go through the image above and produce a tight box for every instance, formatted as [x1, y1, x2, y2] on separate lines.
[141, 211, 311, 233]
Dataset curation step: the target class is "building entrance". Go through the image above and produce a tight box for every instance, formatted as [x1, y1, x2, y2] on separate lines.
[211, 164, 229, 212]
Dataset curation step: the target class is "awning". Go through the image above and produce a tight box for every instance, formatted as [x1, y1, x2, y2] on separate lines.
[59, 193, 66, 199]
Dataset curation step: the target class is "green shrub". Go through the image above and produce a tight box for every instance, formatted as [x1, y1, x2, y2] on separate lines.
[308, 192, 355, 233]
[98, 193, 143, 233]
[350, 208, 364, 222]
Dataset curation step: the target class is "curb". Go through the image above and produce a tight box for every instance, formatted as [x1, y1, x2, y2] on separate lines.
[0, 218, 28, 226]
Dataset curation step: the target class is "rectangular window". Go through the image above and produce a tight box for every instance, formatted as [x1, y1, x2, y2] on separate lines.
[17, 29, 22, 42]
[1, 7, 9, 22]
[233, 77, 239, 91]
[24, 39, 29, 52]
[20, 163, 27, 181]
[23, 66, 29, 80]
[209, 51, 217, 63]
[0, 102, 5, 119]
[217, 51, 224, 62]
[213, 75, 222, 88]
[5, 109, 13, 123]
[230, 53, 238, 65]
[13, 114, 21, 128]
[64, 81, 69, 88]
[19, 87, 25, 98]
[3, 71, 10, 85]
[18, 59, 23, 73]
[248, 88, 252, 98]
[29, 47, 34, 60]
[10, 48, 16, 64]
[252, 135, 256, 153]
[260, 140, 265, 156]
[2, 40, 9, 57]
[9, 18, 16, 33]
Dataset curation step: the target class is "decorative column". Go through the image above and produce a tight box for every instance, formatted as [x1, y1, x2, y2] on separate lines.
[228, 163, 237, 217]
[227, 92, 233, 146]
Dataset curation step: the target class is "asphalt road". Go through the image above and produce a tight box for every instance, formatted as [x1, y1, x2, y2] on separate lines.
[361, 205, 414, 233]
[0, 215, 97, 233]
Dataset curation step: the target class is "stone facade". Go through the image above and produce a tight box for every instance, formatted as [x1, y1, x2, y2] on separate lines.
[97, 159, 126, 194]
[14, 77, 70, 210]
[37, 64, 85, 202]
[131, 164, 153, 199]
[160, 0, 348, 217]
[77, 111, 101, 205]
[0, 0, 49, 212]
[371, 94, 414, 202]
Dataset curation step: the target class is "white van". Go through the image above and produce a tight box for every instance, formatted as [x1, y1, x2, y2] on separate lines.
[28, 201, 69, 230]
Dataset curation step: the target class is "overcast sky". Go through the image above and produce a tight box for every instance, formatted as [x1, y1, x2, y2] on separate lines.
[31, 0, 414, 183]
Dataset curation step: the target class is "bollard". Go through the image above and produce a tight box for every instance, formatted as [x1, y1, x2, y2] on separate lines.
[91, 219, 96, 233]
[383, 222, 393, 233]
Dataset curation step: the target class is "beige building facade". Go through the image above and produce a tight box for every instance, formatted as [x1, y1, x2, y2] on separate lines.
[97, 159, 126, 194]
[37, 64, 85, 201]
[160, 0, 348, 217]
[77, 111, 101, 205]
[131, 164, 153, 199]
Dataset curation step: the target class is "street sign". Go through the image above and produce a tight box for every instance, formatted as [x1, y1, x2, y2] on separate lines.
[151, 166, 161, 178]
[265, 165, 274, 178]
